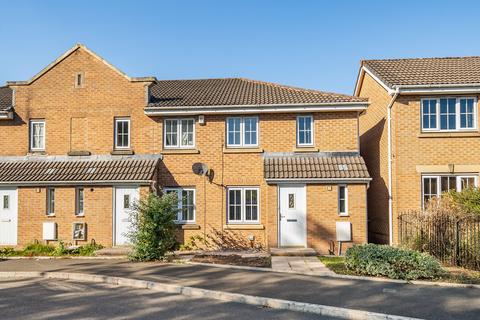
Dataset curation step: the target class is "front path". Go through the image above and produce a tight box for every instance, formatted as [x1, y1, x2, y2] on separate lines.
[1, 259, 479, 320]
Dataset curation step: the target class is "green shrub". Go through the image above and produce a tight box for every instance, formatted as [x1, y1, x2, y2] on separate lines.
[446, 187, 480, 215]
[0, 247, 18, 257]
[78, 243, 104, 256]
[127, 193, 177, 261]
[345, 244, 443, 280]
[22, 243, 55, 256]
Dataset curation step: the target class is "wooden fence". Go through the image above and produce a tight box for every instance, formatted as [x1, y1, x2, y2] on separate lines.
[398, 212, 480, 270]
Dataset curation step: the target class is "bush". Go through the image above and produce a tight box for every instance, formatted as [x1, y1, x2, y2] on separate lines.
[345, 244, 443, 280]
[127, 193, 177, 261]
[78, 243, 104, 256]
[22, 243, 56, 256]
[0, 247, 18, 257]
[446, 187, 480, 215]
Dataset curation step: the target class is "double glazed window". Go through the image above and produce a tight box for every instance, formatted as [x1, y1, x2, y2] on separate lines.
[164, 119, 195, 148]
[46, 188, 55, 216]
[338, 185, 348, 216]
[297, 115, 313, 146]
[30, 120, 46, 151]
[115, 118, 130, 149]
[226, 117, 258, 147]
[421, 97, 477, 131]
[165, 188, 195, 223]
[227, 187, 259, 223]
[76, 188, 84, 216]
[422, 175, 477, 207]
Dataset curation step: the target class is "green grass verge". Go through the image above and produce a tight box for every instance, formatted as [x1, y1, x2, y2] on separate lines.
[318, 255, 480, 284]
[0, 243, 103, 257]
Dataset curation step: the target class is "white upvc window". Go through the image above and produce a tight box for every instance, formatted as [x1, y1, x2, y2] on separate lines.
[114, 118, 130, 149]
[227, 187, 260, 224]
[165, 188, 195, 223]
[422, 174, 478, 207]
[296, 115, 313, 146]
[226, 116, 259, 147]
[338, 185, 348, 216]
[30, 120, 46, 151]
[75, 187, 84, 216]
[164, 119, 195, 148]
[46, 188, 55, 216]
[421, 97, 477, 132]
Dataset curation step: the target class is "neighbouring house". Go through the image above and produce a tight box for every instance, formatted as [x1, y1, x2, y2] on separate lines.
[0, 44, 370, 253]
[356, 56, 480, 245]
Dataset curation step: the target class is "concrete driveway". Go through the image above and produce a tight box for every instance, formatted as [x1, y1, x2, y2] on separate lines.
[0, 278, 334, 320]
[1, 259, 479, 320]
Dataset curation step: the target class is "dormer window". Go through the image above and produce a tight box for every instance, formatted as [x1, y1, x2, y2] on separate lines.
[421, 97, 477, 132]
[74, 72, 85, 88]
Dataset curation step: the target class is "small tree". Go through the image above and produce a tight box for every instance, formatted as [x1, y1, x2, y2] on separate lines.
[128, 193, 177, 261]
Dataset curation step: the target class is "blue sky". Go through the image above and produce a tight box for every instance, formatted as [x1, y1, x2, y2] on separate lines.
[0, 0, 479, 94]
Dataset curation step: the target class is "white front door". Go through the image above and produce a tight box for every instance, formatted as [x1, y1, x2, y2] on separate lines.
[0, 188, 18, 245]
[279, 184, 306, 247]
[114, 187, 139, 246]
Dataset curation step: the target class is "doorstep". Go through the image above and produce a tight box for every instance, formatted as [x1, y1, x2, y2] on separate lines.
[95, 246, 132, 257]
[270, 247, 317, 257]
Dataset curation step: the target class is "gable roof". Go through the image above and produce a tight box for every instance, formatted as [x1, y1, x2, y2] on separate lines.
[7, 44, 156, 86]
[263, 152, 370, 183]
[0, 86, 12, 111]
[0, 155, 160, 186]
[356, 56, 480, 95]
[146, 78, 368, 115]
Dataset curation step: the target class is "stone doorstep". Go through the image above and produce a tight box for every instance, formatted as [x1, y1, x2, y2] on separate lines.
[95, 246, 132, 256]
[270, 247, 317, 257]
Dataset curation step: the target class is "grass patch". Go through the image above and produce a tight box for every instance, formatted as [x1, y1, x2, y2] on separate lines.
[319, 255, 480, 285]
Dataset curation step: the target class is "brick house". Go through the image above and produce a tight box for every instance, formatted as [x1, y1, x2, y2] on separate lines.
[356, 57, 480, 244]
[0, 44, 370, 253]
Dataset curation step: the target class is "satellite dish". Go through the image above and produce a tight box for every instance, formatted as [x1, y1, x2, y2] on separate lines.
[192, 163, 209, 176]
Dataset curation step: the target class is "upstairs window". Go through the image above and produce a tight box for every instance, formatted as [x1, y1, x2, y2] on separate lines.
[75, 187, 84, 216]
[164, 119, 195, 148]
[114, 118, 130, 149]
[74, 72, 85, 88]
[30, 120, 45, 151]
[421, 97, 477, 132]
[297, 115, 313, 146]
[226, 117, 258, 147]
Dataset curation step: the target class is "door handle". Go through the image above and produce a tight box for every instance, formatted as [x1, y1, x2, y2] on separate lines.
[1, 219, 11, 222]
[287, 219, 297, 222]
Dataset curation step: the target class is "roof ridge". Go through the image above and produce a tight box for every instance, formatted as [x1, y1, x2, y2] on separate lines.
[363, 56, 480, 64]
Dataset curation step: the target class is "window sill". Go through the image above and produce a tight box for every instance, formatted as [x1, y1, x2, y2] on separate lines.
[28, 151, 47, 155]
[338, 214, 349, 218]
[46, 215, 55, 218]
[224, 224, 264, 230]
[162, 149, 200, 154]
[111, 149, 135, 155]
[418, 131, 480, 138]
[75, 215, 85, 218]
[176, 224, 201, 230]
[68, 151, 91, 156]
[223, 148, 264, 154]
[293, 147, 319, 153]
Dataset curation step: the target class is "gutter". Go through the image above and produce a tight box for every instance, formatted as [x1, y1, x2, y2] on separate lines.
[144, 102, 369, 116]
[386, 89, 399, 246]
[265, 177, 372, 184]
[0, 107, 14, 120]
[0, 180, 153, 187]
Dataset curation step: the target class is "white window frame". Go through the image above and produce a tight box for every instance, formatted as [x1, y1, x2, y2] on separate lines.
[421, 174, 478, 208]
[296, 115, 314, 146]
[46, 188, 55, 216]
[227, 187, 260, 224]
[30, 120, 46, 151]
[75, 187, 84, 216]
[164, 187, 196, 224]
[226, 116, 259, 148]
[421, 97, 478, 132]
[163, 118, 195, 149]
[114, 118, 131, 150]
[338, 184, 348, 216]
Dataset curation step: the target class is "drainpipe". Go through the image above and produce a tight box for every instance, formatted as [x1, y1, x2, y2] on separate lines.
[387, 88, 399, 246]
